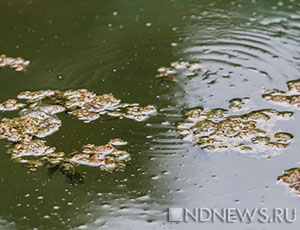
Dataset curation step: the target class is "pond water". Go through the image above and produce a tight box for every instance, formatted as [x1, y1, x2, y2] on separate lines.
[1, 0, 300, 229]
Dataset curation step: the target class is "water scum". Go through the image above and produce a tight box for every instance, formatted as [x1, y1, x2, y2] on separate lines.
[156, 60, 207, 82]
[277, 168, 300, 195]
[0, 99, 26, 111]
[1, 86, 299, 193]
[156, 62, 299, 194]
[15, 89, 156, 123]
[262, 79, 300, 109]
[262, 79, 300, 195]
[70, 139, 131, 171]
[178, 98, 294, 157]
[0, 54, 30, 72]
[0, 89, 156, 184]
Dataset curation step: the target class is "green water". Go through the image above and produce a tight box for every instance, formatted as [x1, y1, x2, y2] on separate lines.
[1, 0, 300, 229]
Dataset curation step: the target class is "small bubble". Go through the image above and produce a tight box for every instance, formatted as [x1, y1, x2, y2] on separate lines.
[112, 11, 118, 16]
[145, 22, 152, 27]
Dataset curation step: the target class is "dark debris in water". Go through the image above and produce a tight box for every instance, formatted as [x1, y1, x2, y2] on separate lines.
[47, 162, 84, 186]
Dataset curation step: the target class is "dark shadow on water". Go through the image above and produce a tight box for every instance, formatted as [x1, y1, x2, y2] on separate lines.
[47, 163, 84, 186]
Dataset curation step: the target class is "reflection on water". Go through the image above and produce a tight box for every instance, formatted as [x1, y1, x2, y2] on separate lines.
[1, 0, 300, 229]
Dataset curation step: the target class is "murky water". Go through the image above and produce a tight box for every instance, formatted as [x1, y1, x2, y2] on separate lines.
[1, 0, 300, 229]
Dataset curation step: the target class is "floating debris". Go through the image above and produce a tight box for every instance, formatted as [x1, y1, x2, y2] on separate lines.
[8, 140, 56, 158]
[69, 109, 100, 123]
[10, 139, 131, 173]
[13, 151, 66, 171]
[278, 168, 300, 195]
[0, 54, 30, 72]
[262, 79, 300, 109]
[229, 97, 254, 112]
[0, 89, 150, 178]
[19, 103, 66, 119]
[18, 90, 57, 101]
[0, 113, 62, 142]
[123, 105, 157, 122]
[13, 150, 84, 186]
[156, 61, 207, 82]
[178, 98, 293, 156]
[14, 89, 156, 123]
[62, 90, 156, 123]
[0, 99, 25, 111]
[109, 138, 128, 146]
[70, 139, 131, 171]
[11, 149, 83, 185]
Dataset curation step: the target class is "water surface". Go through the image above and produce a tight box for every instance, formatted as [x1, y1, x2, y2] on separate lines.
[1, 0, 300, 229]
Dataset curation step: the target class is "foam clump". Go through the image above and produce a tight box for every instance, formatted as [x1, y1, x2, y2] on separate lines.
[0, 89, 151, 175]
[0, 54, 30, 72]
[8, 140, 56, 158]
[70, 139, 131, 171]
[156, 61, 207, 82]
[18, 90, 57, 100]
[262, 79, 300, 109]
[278, 168, 300, 195]
[63, 90, 156, 123]
[0, 114, 61, 142]
[178, 98, 293, 157]
[0, 89, 156, 123]
[0, 99, 25, 111]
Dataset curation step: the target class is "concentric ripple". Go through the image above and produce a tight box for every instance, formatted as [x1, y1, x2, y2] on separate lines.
[167, 2, 300, 107]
